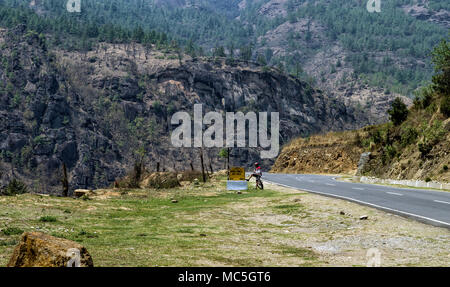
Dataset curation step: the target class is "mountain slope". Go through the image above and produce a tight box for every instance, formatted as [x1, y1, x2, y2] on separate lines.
[0, 25, 375, 193]
[0, 0, 447, 97]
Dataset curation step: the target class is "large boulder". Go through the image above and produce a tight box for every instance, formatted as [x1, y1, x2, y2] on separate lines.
[7, 232, 94, 267]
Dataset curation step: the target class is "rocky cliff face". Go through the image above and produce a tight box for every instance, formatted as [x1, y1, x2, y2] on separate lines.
[0, 26, 374, 194]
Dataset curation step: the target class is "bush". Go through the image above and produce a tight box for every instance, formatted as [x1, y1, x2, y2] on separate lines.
[413, 86, 434, 109]
[39, 216, 57, 222]
[418, 141, 433, 157]
[443, 165, 448, 172]
[353, 132, 362, 147]
[425, 177, 432, 182]
[401, 127, 418, 147]
[388, 98, 409, 126]
[382, 145, 397, 163]
[431, 39, 450, 98]
[1, 179, 28, 196]
[440, 95, 450, 117]
[368, 129, 383, 144]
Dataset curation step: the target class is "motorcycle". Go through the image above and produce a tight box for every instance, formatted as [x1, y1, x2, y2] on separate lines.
[247, 171, 264, 190]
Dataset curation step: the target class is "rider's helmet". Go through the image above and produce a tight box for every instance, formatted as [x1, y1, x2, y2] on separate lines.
[254, 162, 261, 169]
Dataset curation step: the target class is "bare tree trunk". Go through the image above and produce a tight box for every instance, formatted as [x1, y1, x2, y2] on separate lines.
[199, 148, 206, 182]
[227, 147, 230, 180]
[208, 151, 214, 174]
[61, 163, 69, 197]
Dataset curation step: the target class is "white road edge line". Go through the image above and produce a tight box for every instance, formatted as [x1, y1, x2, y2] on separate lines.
[352, 187, 365, 190]
[325, 183, 336, 186]
[264, 179, 450, 228]
[434, 200, 450, 205]
[386, 192, 403, 196]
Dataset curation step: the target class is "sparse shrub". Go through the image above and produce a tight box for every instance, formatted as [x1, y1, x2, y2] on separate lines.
[440, 95, 450, 117]
[152, 101, 165, 116]
[388, 98, 409, 126]
[431, 39, 449, 99]
[443, 165, 448, 172]
[2, 227, 23, 236]
[369, 129, 383, 144]
[401, 127, 418, 147]
[353, 132, 362, 147]
[426, 120, 446, 144]
[425, 177, 432, 182]
[383, 145, 397, 161]
[413, 86, 434, 109]
[218, 148, 228, 158]
[418, 141, 433, 157]
[39, 216, 57, 222]
[1, 179, 28, 196]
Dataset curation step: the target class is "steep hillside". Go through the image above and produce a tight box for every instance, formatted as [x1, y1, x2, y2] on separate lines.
[254, 0, 447, 97]
[272, 39, 450, 182]
[270, 130, 365, 175]
[0, 25, 374, 194]
[272, 99, 449, 182]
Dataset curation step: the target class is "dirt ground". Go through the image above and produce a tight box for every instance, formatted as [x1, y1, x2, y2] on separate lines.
[261, 183, 450, 266]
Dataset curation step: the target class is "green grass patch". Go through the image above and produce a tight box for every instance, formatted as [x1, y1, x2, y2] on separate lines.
[1, 227, 23, 236]
[0, 239, 18, 246]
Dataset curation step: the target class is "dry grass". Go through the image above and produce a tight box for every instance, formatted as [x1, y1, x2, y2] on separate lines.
[1, 177, 449, 266]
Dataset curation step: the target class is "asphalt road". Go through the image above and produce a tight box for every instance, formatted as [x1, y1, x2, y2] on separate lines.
[260, 173, 450, 229]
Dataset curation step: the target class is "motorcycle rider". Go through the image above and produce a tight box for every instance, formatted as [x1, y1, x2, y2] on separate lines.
[247, 162, 262, 182]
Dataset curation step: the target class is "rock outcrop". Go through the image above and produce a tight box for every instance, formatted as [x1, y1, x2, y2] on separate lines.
[7, 232, 94, 267]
